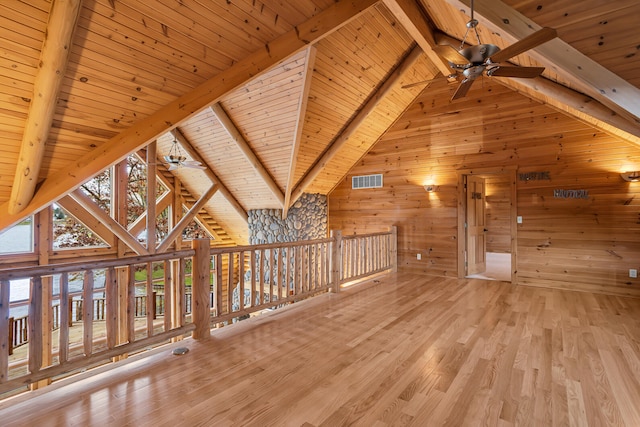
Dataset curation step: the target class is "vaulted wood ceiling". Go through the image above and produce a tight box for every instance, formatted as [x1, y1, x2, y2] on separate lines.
[1, 0, 638, 244]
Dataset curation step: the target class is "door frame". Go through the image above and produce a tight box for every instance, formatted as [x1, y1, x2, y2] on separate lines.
[457, 166, 518, 284]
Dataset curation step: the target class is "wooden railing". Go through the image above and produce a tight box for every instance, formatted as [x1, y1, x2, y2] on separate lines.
[0, 228, 396, 395]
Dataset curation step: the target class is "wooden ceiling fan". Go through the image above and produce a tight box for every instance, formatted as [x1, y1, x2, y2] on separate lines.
[409, 0, 557, 100]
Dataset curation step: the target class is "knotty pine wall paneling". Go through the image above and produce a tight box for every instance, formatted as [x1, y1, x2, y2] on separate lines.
[328, 80, 640, 296]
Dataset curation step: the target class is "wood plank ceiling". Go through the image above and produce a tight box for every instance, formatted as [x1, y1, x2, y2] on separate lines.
[0, 0, 638, 245]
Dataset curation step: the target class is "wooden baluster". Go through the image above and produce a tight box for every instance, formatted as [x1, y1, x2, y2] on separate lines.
[322, 242, 328, 288]
[277, 248, 283, 300]
[291, 246, 298, 296]
[164, 260, 171, 332]
[0, 280, 9, 380]
[267, 249, 274, 302]
[227, 253, 234, 314]
[307, 245, 312, 291]
[28, 277, 43, 375]
[179, 257, 186, 326]
[59, 273, 69, 364]
[250, 250, 256, 309]
[216, 253, 223, 318]
[146, 262, 153, 337]
[152, 292, 157, 320]
[258, 249, 264, 307]
[83, 270, 93, 357]
[106, 267, 117, 350]
[238, 251, 245, 312]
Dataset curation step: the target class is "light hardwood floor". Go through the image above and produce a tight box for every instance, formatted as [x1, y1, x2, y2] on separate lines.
[1, 273, 640, 426]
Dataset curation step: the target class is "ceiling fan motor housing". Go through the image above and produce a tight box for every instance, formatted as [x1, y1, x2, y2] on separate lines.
[459, 43, 500, 65]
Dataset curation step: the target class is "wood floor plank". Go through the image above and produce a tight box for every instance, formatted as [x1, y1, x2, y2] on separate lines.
[0, 273, 639, 426]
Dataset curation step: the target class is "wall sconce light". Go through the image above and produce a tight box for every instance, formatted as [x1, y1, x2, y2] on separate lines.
[620, 171, 640, 182]
[424, 185, 435, 192]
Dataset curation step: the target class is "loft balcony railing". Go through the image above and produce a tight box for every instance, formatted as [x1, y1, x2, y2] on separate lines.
[0, 228, 397, 396]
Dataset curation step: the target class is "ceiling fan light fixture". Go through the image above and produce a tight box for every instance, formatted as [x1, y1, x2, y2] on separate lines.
[163, 136, 206, 170]
[164, 154, 186, 164]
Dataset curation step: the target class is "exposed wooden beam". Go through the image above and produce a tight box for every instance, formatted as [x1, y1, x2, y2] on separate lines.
[210, 103, 285, 207]
[172, 176, 184, 250]
[56, 195, 115, 246]
[157, 184, 218, 253]
[383, 0, 452, 76]
[193, 213, 224, 242]
[113, 159, 129, 258]
[170, 129, 248, 222]
[0, 0, 379, 230]
[146, 141, 157, 254]
[177, 194, 224, 242]
[499, 77, 640, 146]
[282, 46, 317, 219]
[69, 189, 149, 255]
[8, 0, 83, 215]
[290, 45, 424, 204]
[432, 32, 640, 145]
[127, 190, 173, 240]
[444, 0, 640, 125]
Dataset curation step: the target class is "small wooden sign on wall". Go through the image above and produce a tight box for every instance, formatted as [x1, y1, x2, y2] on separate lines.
[553, 189, 589, 199]
[519, 171, 551, 181]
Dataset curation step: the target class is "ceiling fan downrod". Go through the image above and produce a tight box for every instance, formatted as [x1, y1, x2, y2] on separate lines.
[461, 0, 482, 48]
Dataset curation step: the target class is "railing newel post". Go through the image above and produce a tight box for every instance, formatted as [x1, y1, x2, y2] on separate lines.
[192, 239, 211, 339]
[330, 229, 342, 293]
[391, 225, 398, 273]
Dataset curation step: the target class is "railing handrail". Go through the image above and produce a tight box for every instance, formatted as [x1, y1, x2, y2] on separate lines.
[341, 230, 391, 240]
[0, 249, 196, 281]
[0, 237, 337, 282]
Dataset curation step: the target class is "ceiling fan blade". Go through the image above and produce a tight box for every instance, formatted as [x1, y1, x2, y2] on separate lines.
[489, 27, 557, 63]
[167, 164, 179, 171]
[488, 66, 545, 78]
[182, 161, 207, 170]
[451, 78, 475, 100]
[433, 45, 470, 65]
[402, 73, 458, 89]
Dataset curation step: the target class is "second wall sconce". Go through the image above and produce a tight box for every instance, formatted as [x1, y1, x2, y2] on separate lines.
[621, 172, 640, 182]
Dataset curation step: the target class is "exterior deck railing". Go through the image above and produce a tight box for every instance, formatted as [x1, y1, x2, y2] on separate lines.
[0, 227, 397, 396]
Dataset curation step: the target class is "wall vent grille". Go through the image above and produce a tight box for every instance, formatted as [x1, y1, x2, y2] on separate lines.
[352, 174, 383, 189]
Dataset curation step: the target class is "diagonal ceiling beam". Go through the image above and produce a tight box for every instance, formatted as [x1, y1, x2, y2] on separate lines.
[444, 0, 640, 125]
[0, 0, 380, 230]
[282, 46, 317, 219]
[500, 76, 640, 145]
[290, 45, 425, 205]
[170, 129, 248, 222]
[69, 189, 149, 255]
[146, 141, 157, 253]
[210, 103, 285, 207]
[157, 184, 218, 253]
[383, 0, 452, 76]
[56, 195, 115, 247]
[8, 0, 83, 215]
[127, 190, 173, 240]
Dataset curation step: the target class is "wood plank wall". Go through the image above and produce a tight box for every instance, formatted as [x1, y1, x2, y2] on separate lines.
[328, 79, 640, 296]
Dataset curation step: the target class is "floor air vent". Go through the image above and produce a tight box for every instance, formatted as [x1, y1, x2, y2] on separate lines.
[352, 174, 383, 189]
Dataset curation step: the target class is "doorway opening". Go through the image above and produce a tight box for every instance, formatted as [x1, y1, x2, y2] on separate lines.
[457, 168, 517, 283]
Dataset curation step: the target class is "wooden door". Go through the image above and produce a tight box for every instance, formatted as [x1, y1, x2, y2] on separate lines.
[466, 175, 486, 275]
